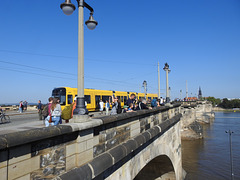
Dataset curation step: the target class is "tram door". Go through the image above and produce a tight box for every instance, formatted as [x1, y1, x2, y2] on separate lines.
[95, 95, 101, 110]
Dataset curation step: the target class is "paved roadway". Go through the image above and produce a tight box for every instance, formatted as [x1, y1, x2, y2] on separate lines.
[0, 110, 105, 135]
[0, 111, 39, 127]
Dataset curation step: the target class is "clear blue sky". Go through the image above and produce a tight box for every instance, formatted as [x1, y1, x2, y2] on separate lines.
[0, 0, 239, 104]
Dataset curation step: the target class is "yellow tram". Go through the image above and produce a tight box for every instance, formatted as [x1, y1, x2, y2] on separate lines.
[52, 87, 158, 111]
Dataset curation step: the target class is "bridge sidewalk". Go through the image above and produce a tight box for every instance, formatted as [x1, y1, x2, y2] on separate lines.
[0, 111, 105, 135]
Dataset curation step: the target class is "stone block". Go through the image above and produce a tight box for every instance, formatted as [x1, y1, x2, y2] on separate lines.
[141, 131, 151, 142]
[130, 128, 140, 138]
[108, 145, 127, 164]
[0, 161, 7, 169]
[122, 140, 138, 154]
[145, 123, 150, 130]
[89, 153, 113, 178]
[9, 144, 31, 165]
[8, 156, 40, 180]
[93, 143, 105, 157]
[66, 143, 77, 157]
[76, 149, 93, 166]
[134, 135, 146, 147]
[105, 129, 117, 141]
[148, 128, 157, 138]
[40, 146, 65, 168]
[99, 132, 106, 143]
[106, 138, 119, 151]
[93, 136, 99, 146]
[115, 131, 130, 144]
[0, 166, 7, 180]
[86, 138, 94, 150]
[77, 129, 93, 143]
[130, 121, 140, 130]
[150, 121, 154, 128]
[0, 150, 8, 168]
[60, 164, 92, 180]
[148, 118, 151, 124]
[116, 126, 130, 137]
[76, 141, 87, 154]
[16, 173, 30, 180]
[66, 154, 76, 171]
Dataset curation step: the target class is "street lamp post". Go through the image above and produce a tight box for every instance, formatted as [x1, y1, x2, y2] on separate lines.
[142, 80, 147, 99]
[226, 130, 234, 180]
[163, 63, 171, 105]
[60, 0, 98, 116]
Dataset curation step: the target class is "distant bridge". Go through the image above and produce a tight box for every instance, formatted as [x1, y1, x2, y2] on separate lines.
[0, 104, 185, 180]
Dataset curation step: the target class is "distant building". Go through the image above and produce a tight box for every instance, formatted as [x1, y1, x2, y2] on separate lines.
[198, 87, 202, 99]
[184, 97, 198, 101]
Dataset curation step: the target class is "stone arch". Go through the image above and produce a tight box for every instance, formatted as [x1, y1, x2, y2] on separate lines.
[129, 137, 179, 180]
[134, 155, 176, 180]
[106, 125, 182, 180]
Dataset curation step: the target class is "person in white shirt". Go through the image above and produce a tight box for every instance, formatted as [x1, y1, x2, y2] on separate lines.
[99, 100, 104, 114]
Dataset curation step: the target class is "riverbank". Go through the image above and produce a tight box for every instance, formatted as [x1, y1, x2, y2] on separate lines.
[213, 107, 240, 112]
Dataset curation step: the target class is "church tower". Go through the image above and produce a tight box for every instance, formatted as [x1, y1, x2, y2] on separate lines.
[198, 87, 202, 99]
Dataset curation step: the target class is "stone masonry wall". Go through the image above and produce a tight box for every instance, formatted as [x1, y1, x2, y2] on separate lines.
[0, 104, 181, 180]
[180, 102, 214, 140]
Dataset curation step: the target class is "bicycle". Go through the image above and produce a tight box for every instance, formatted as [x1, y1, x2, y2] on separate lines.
[0, 110, 10, 123]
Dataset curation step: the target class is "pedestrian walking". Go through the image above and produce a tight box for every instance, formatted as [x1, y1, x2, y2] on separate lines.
[105, 100, 110, 115]
[37, 100, 43, 120]
[99, 100, 104, 114]
[23, 101, 28, 111]
[19, 101, 23, 113]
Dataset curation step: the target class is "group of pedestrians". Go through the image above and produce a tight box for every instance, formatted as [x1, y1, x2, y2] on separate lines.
[37, 94, 163, 127]
[37, 97, 62, 127]
[108, 93, 162, 115]
[19, 101, 28, 113]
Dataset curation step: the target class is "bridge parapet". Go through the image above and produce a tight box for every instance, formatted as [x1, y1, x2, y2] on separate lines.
[0, 104, 183, 180]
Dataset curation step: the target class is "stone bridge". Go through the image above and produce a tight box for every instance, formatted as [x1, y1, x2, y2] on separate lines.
[0, 104, 185, 180]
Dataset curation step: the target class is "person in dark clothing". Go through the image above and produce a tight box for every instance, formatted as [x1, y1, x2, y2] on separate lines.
[137, 99, 152, 110]
[37, 100, 43, 120]
[126, 94, 137, 106]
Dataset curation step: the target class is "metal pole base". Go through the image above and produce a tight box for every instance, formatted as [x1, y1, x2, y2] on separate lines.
[166, 97, 170, 103]
[73, 97, 89, 115]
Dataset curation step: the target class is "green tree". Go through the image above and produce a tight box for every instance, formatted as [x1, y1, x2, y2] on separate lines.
[206, 97, 221, 106]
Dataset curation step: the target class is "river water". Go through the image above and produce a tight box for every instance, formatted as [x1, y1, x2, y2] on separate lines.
[182, 112, 240, 180]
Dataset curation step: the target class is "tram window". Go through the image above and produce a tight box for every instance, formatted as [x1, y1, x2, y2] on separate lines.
[117, 96, 121, 101]
[124, 96, 127, 102]
[60, 96, 66, 105]
[52, 88, 66, 105]
[148, 97, 152, 100]
[68, 95, 73, 104]
[102, 96, 110, 103]
[84, 95, 91, 104]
